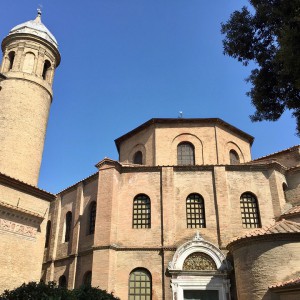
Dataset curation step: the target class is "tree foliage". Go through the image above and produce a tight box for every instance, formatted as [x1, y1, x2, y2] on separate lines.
[221, 0, 300, 135]
[0, 281, 119, 300]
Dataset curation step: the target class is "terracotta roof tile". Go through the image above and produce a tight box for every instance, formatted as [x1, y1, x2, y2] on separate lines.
[0, 172, 55, 201]
[252, 145, 300, 162]
[57, 172, 98, 195]
[0, 171, 54, 195]
[282, 205, 300, 216]
[270, 277, 300, 289]
[228, 219, 300, 245]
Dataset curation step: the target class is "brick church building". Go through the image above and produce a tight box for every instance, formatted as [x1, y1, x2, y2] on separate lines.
[0, 11, 300, 300]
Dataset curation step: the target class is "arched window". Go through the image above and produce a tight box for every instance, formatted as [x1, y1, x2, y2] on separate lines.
[45, 220, 51, 248]
[177, 142, 195, 165]
[240, 193, 261, 228]
[8, 51, 15, 71]
[83, 271, 92, 286]
[42, 60, 51, 81]
[65, 211, 72, 242]
[282, 183, 288, 202]
[133, 194, 151, 229]
[58, 275, 67, 288]
[133, 151, 143, 165]
[129, 268, 151, 300]
[230, 149, 240, 164]
[186, 193, 206, 228]
[88, 201, 97, 235]
[23, 52, 35, 74]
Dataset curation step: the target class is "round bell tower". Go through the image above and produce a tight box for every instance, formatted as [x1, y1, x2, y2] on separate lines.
[0, 10, 61, 185]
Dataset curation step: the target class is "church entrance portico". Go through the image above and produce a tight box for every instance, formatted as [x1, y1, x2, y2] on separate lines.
[168, 233, 231, 300]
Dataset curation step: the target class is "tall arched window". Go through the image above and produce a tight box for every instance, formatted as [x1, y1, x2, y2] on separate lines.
[133, 151, 143, 165]
[88, 201, 97, 235]
[42, 60, 51, 81]
[186, 193, 206, 228]
[133, 194, 151, 229]
[83, 271, 92, 286]
[65, 211, 72, 242]
[129, 268, 152, 300]
[230, 149, 240, 164]
[282, 183, 288, 202]
[58, 275, 67, 287]
[177, 142, 195, 165]
[7, 51, 15, 71]
[45, 220, 51, 248]
[240, 193, 261, 228]
[23, 52, 35, 74]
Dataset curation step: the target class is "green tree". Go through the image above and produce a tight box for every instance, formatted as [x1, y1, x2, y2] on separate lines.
[221, 0, 300, 135]
[0, 282, 119, 300]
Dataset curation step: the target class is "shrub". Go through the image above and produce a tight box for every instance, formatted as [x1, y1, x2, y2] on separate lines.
[0, 281, 119, 300]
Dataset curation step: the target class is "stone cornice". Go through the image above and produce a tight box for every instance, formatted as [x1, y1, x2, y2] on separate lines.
[0, 172, 55, 202]
[93, 245, 177, 251]
[121, 165, 162, 173]
[57, 162, 289, 197]
[2, 33, 61, 66]
[174, 165, 214, 172]
[225, 162, 287, 173]
[95, 158, 122, 171]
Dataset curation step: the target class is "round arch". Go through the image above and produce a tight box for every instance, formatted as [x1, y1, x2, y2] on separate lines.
[225, 141, 245, 164]
[168, 233, 231, 300]
[128, 144, 146, 165]
[170, 133, 203, 165]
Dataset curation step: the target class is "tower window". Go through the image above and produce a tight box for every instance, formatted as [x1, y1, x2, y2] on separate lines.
[64, 211, 72, 242]
[230, 150, 240, 164]
[186, 193, 206, 228]
[88, 201, 96, 235]
[23, 52, 35, 74]
[177, 142, 195, 165]
[45, 220, 51, 248]
[133, 194, 151, 229]
[133, 151, 143, 165]
[8, 51, 15, 71]
[240, 193, 261, 228]
[42, 60, 51, 81]
[129, 268, 152, 300]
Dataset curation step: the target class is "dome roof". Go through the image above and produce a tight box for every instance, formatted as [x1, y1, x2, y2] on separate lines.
[8, 10, 58, 48]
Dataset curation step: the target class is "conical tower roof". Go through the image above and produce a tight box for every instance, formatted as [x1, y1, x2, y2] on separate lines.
[8, 9, 58, 48]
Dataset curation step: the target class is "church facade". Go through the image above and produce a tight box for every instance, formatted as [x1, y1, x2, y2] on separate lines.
[1, 12, 300, 300]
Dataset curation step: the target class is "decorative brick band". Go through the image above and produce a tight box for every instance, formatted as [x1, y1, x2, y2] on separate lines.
[0, 218, 37, 239]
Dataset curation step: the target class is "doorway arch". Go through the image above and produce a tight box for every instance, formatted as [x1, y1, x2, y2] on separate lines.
[168, 232, 231, 300]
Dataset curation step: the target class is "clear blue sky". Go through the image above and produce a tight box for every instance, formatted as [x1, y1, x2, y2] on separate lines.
[1, 1, 299, 193]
